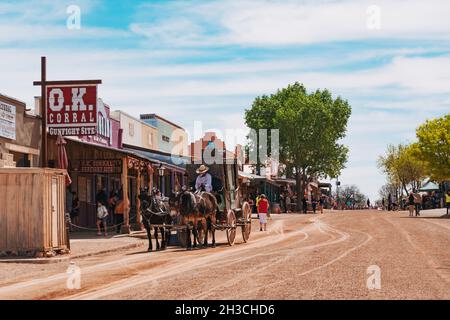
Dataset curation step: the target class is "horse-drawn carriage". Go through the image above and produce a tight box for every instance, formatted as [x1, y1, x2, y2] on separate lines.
[138, 160, 252, 251]
[178, 161, 252, 247]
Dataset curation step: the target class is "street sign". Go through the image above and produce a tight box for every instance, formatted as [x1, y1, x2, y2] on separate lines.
[46, 85, 98, 136]
[0, 101, 16, 140]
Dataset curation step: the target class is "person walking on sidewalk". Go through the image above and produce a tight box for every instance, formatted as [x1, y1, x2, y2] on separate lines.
[446, 190, 450, 215]
[70, 191, 80, 230]
[311, 196, 318, 214]
[257, 194, 270, 231]
[114, 196, 128, 234]
[319, 196, 324, 214]
[408, 192, 415, 217]
[413, 190, 422, 217]
[97, 201, 109, 236]
[388, 193, 392, 211]
[302, 197, 308, 214]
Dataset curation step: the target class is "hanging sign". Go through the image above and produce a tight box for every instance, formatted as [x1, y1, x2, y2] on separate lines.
[72, 159, 122, 174]
[46, 85, 98, 136]
[0, 101, 16, 140]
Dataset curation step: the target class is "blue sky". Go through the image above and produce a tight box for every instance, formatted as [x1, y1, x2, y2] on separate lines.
[1, 0, 450, 201]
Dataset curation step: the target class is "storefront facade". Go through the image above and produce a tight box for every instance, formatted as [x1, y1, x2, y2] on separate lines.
[0, 94, 41, 168]
[46, 99, 154, 232]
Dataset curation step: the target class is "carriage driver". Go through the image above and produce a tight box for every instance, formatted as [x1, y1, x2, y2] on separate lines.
[195, 165, 212, 193]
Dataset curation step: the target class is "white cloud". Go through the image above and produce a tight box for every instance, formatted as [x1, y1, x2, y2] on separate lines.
[132, 0, 450, 47]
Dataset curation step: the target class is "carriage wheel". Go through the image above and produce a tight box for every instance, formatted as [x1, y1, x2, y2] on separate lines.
[226, 210, 237, 246]
[241, 202, 252, 243]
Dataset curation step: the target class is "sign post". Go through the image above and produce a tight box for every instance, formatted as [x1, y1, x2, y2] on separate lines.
[33, 57, 102, 167]
[41, 57, 47, 167]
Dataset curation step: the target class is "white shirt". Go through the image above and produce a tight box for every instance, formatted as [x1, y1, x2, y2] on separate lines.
[195, 173, 212, 192]
[97, 205, 109, 219]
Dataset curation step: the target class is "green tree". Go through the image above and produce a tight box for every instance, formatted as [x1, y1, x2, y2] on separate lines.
[335, 184, 367, 208]
[378, 143, 426, 195]
[245, 82, 352, 210]
[414, 114, 450, 181]
[244, 94, 280, 174]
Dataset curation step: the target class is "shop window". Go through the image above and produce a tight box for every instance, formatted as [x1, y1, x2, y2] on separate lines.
[11, 152, 31, 167]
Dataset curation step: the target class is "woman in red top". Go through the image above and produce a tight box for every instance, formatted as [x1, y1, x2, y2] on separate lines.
[257, 194, 270, 231]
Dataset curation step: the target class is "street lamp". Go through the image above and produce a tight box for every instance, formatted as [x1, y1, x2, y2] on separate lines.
[158, 165, 165, 194]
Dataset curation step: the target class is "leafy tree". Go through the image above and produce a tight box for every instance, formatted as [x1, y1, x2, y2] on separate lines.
[245, 82, 352, 210]
[378, 143, 426, 195]
[333, 184, 367, 208]
[244, 94, 280, 174]
[414, 114, 450, 181]
[378, 183, 400, 203]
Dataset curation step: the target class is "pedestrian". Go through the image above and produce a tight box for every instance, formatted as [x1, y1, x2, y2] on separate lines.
[446, 190, 450, 215]
[367, 198, 371, 209]
[319, 196, 324, 214]
[388, 193, 392, 211]
[70, 191, 80, 229]
[413, 190, 422, 217]
[96, 200, 109, 236]
[114, 196, 127, 234]
[302, 197, 308, 214]
[311, 197, 317, 214]
[286, 194, 291, 213]
[257, 194, 270, 231]
[408, 192, 415, 217]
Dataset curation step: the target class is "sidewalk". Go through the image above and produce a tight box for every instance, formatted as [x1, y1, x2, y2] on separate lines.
[0, 231, 147, 264]
[414, 208, 449, 218]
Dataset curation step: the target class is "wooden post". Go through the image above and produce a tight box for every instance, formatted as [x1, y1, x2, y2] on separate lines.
[135, 166, 142, 231]
[40, 56, 47, 168]
[121, 156, 130, 234]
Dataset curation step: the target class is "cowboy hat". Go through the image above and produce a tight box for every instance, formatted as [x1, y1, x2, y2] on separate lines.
[196, 164, 209, 174]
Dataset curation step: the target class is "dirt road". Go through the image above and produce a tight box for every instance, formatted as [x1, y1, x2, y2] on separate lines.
[1, 210, 449, 300]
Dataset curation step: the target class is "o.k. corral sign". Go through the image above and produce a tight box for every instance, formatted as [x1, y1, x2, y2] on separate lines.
[0, 101, 16, 140]
[46, 85, 98, 136]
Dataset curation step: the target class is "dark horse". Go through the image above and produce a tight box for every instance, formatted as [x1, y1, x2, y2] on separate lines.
[139, 188, 173, 252]
[195, 191, 219, 248]
[177, 188, 219, 249]
[177, 189, 205, 249]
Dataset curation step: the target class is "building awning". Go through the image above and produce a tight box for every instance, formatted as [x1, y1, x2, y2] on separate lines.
[238, 171, 280, 187]
[273, 178, 297, 186]
[419, 181, 440, 192]
[123, 147, 187, 174]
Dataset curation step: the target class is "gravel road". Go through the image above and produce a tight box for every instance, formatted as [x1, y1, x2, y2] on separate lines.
[0, 210, 449, 300]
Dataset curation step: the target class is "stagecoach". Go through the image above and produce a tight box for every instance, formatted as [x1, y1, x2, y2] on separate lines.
[177, 161, 252, 247]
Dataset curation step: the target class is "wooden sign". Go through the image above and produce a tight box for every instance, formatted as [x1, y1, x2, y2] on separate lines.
[72, 159, 122, 174]
[46, 85, 97, 136]
[0, 101, 16, 140]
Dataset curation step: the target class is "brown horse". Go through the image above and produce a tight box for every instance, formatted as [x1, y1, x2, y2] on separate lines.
[194, 191, 219, 247]
[177, 190, 207, 249]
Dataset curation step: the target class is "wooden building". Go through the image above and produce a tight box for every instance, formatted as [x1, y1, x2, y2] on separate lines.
[0, 93, 41, 168]
[0, 168, 68, 256]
